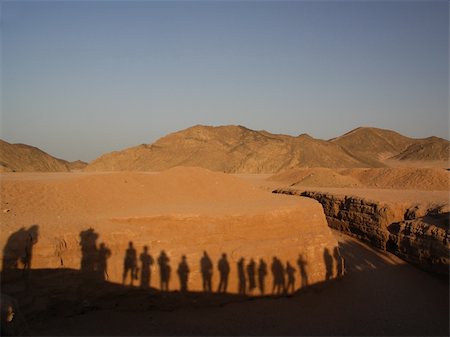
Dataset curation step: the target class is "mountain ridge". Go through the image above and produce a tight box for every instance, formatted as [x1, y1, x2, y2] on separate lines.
[0, 140, 87, 172]
[2, 125, 448, 173]
[84, 125, 449, 173]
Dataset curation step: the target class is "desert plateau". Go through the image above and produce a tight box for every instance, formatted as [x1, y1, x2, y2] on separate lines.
[0, 125, 449, 336]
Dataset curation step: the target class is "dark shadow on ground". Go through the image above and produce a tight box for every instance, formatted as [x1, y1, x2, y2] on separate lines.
[1, 236, 448, 336]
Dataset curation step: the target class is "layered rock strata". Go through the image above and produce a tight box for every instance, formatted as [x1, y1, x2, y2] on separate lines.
[273, 189, 449, 275]
[1, 169, 342, 294]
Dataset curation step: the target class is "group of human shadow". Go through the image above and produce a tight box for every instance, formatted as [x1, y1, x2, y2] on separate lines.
[2, 226, 344, 297]
[1, 225, 39, 279]
[79, 228, 112, 280]
[117, 241, 343, 296]
[119, 243, 313, 295]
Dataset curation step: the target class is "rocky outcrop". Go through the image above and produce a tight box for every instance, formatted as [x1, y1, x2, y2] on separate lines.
[386, 215, 449, 274]
[0, 140, 69, 172]
[273, 189, 449, 275]
[330, 127, 449, 164]
[1, 169, 343, 294]
[84, 125, 373, 172]
[67, 160, 88, 171]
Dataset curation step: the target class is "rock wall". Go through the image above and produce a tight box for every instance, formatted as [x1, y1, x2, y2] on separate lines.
[274, 189, 449, 275]
[386, 216, 449, 275]
[0, 171, 344, 295]
[1, 209, 343, 294]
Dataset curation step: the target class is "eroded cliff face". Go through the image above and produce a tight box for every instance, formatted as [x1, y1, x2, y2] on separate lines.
[386, 215, 449, 275]
[1, 170, 343, 296]
[274, 189, 449, 275]
[2, 209, 342, 294]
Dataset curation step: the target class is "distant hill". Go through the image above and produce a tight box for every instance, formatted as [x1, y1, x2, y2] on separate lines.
[391, 137, 449, 162]
[85, 125, 371, 173]
[0, 140, 69, 172]
[330, 127, 449, 165]
[329, 127, 413, 166]
[67, 160, 88, 171]
[4, 126, 447, 173]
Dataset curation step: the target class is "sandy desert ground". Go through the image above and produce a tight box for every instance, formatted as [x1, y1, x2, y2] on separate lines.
[1, 166, 449, 335]
[2, 232, 448, 336]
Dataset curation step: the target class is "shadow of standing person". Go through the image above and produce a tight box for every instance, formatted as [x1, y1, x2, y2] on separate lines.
[79, 228, 99, 277]
[22, 225, 39, 290]
[97, 242, 111, 280]
[177, 255, 190, 293]
[297, 254, 309, 288]
[2, 227, 27, 271]
[257, 258, 267, 295]
[217, 253, 230, 293]
[246, 258, 256, 295]
[333, 247, 344, 277]
[2, 224, 39, 288]
[158, 250, 171, 292]
[237, 257, 246, 295]
[200, 251, 213, 292]
[271, 257, 285, 295]
[122, 241, 137, 286]
[140, 246, 154, 289]
[22, 225, 39, 272]
[286, 262, 296, 294]
[324, 248, 333, 281]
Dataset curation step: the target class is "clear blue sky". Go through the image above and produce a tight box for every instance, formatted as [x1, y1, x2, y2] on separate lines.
[1, 0, 448, 162]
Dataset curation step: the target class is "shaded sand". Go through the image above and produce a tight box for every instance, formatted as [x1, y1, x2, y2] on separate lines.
[4, 233, 447, 336]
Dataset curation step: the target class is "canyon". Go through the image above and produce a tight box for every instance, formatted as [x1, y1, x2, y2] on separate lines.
[273, 188, 449, 275]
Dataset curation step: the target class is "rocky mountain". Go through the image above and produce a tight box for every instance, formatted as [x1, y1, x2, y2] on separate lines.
[329, 127, 414, 166]
[0, 140, 69, 172]
[3, 126, 447, 173]
[330, 127, 449, 165]
[85, 125, 449, 173]
[85, 125, 372, 173]
[67, 160, 88, 171]
[391, 137, 449, 161]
